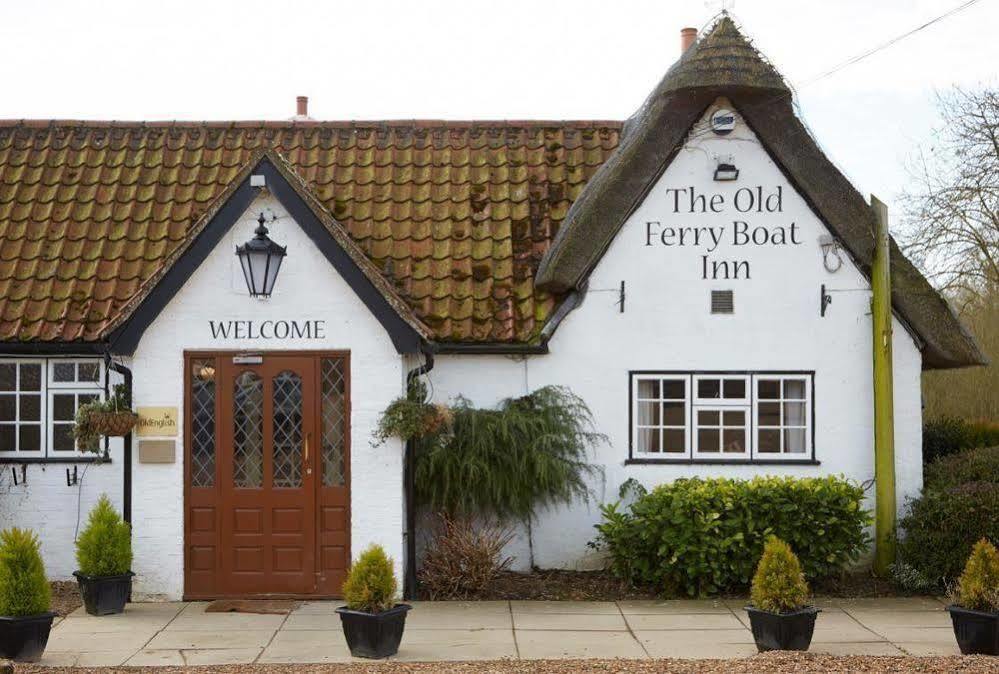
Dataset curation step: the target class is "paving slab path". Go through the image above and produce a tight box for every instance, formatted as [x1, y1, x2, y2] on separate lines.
[39, 596, 962, 666]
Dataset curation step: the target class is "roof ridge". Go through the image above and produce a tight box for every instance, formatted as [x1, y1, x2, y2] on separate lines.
[0, 119, 624, 129]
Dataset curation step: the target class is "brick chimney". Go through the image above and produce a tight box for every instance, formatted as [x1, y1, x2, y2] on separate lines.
[296, 96, 308, 117]
[681, 27, 697, 54]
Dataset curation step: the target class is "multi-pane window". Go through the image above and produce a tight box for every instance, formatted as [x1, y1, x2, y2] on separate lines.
[0, 359, 104, 457]
[632, 372, 813, 462]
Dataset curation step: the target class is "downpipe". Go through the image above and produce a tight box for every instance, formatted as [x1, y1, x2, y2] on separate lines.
[403, 349, 434, 600]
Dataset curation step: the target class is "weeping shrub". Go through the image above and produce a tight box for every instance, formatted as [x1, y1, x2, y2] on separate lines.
[0, 528, 50, 617]
[413, 386, 604, 519]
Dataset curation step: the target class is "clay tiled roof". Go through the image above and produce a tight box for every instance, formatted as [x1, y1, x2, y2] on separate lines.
[0, 120, 620, 346]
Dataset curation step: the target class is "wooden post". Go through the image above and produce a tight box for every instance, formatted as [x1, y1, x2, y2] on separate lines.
[870, 195, 896, 575]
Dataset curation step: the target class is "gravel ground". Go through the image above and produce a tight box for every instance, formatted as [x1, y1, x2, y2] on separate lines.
[49, 581, 82, 617]
[10, 654, 999, 673]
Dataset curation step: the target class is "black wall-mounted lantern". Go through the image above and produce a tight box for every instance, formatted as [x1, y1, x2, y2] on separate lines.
[236, 213, 287, 297]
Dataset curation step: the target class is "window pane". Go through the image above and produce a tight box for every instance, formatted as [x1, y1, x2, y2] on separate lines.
[663, 429, 685, 453]
[758, 429, 780, 453]
[53, 424, 75, 452]
[698, 410, 719, 425]
[0, 424, 14, 451]
[20, 364, 41, 391]
[18, 425, 40, 452]
[53, 394, 76, 421]
[757, 379, 780, 399]
[53, 362, 75, 382]
[232, 371, 264, 488]
[784, 428, 806, 453]
[321, 358, 347, 487]
[723, 379, 746, 399]
[638, 428, 660, 453]
[758, 402, 780, 426]
[697, 379, 721, 399]
[697, 428, 720, 452]
[0, 396, 14, 422]
[78, 362, 100, 383]
[637, 401, 660, 425]
[0, 364, 14, 391]
[19, 394, 40, 422]
[637, 379, 660, 399]
[662, 380, 685, 400]
[272, 371, 303, 489]
[784, 379, 806, 400]
[723, 428, 746, 453]
[722, 410, 745, 426]
[784, 402, 806, 426]
[663, 402, 684, 425]
[191, 359, 217, 488]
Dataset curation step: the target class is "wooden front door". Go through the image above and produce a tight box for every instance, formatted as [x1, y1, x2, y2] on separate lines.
[184, 352, 350, 598]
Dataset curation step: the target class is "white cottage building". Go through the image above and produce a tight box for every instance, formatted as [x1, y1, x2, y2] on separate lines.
[0, 17, 985, 600]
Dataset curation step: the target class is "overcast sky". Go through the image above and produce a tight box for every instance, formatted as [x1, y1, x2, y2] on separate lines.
[2, 0, 996, 219]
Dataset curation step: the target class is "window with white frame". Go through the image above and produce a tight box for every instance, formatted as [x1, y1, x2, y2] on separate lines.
[631, 372, 813, 462]
[0, 359, 104, 458]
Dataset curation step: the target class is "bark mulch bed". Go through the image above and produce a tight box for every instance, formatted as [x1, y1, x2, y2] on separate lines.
[421, 569, 919, 601]
[50, 580, 82, 617]
[10, 654, 999, 673]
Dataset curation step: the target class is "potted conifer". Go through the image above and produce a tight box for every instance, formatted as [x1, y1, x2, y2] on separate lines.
[0, 528, 57, 662]
[744, 536, 820, 652]
[73, 495, 133, 616]
[947, 538, 999, 655]
[335, 545, 411, 658]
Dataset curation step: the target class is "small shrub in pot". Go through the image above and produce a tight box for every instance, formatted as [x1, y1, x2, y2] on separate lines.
[745, 536, 819, 652]
[0, 528, 56, 662]
[74, 495, 134, 615]
[336, 545, 410, 658]
[947, 538, 999, 655]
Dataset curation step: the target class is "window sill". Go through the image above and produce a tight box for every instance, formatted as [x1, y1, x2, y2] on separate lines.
[625, 458, 820, 466]
[0, 456, 111, 465]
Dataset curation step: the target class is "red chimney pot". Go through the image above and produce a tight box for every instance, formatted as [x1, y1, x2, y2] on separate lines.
[296, 96, 308, 117]
[681, 27, 697, 54]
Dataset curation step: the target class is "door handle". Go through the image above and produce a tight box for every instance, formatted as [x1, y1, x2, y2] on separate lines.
[304, 434, 312, 475]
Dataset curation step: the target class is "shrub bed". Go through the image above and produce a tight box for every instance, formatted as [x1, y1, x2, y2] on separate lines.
[592, 476, 870, 597]
[924, 445, 999, 490]
[896, 481, 999, 589]
[923, 417, 999, 464]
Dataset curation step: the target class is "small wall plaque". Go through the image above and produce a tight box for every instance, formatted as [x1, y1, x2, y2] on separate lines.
[136, 407, 178, 437]
[138, 440, 176, 464]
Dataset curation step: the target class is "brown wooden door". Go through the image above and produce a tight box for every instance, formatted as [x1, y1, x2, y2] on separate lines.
[184, 352, 350, 599]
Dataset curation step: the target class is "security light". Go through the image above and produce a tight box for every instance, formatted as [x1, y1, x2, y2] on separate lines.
[713, 162, 739, 181]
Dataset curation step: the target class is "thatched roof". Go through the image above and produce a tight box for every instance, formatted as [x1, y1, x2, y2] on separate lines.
[536, 16, 985, 369]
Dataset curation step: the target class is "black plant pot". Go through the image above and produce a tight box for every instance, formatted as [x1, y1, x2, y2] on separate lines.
[745, 606, 820, 652]
[947, 605, 999, 655]
[0, 612, 57, 662]
[336, 604, 411, 658]
[73, 571, 134, 616]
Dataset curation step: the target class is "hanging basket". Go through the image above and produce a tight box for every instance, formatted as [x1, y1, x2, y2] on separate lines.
[91, 410, 139, 437]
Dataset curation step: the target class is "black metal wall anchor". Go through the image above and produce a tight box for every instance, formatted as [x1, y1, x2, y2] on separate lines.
[820, 284, 833, 317]
[66, 465, 79, 486]
[11, 464, 26, 485]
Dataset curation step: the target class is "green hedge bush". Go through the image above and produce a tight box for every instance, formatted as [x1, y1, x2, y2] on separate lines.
[897, 482, 999, 589]
[923, 417, 999, 464]
[0, 527, 50, 617]
[592, 476, 870, 597]
[924, 446, 999, 490]
[76, 495, 132, 577]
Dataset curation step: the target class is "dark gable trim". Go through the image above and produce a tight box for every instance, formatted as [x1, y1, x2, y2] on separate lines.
[105, 157, 425, 355]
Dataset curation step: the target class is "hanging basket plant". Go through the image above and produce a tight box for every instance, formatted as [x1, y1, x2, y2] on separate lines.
[73, 384, 138, 454]
[373, 378, 452, 446]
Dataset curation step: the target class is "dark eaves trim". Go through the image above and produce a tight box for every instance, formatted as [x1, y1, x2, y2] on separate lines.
[431, 341, 550, 355]
[0, 342, 110, 355]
